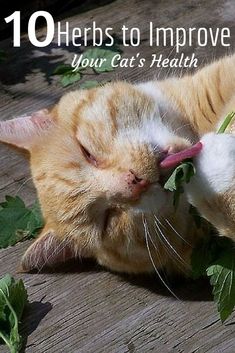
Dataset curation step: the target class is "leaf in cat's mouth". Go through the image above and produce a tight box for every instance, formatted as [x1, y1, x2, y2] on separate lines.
[159, 142, 203, 169]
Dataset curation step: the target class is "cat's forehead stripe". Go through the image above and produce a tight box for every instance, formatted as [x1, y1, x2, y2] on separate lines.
[107, 93, 118, 134]
[71, 88, 97, 134]
[71, 85, 119, 136]
[61, 82, 158, 146]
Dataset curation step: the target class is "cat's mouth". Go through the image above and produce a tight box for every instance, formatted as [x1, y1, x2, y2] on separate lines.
[157, 142, 203, 191]
[159, 142, 203, 169]
[104, 143, 203, 219]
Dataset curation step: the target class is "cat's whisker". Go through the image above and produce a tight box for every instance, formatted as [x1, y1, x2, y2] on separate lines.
[142, 214, 180, 300]
[144, 216, 166, 271]
[172, 123, 192, 134]
[153, 219, 177, 260]
[153, 215, 190, 269]
[153, 216, 188, 271]
[164, 217, 191, 246]
[146, 214, 185, 278]
[154, 216, 187, 267]
[160, 110, 168, 120]
[153, 215, 167, 229]
[14, 176, 34, 196]
[144, 216, 184, 285]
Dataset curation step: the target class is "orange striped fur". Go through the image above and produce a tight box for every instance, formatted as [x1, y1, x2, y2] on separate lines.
[0, 54, 235, 275]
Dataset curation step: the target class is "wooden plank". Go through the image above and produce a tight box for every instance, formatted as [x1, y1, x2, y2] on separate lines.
[0, 0, 235, 352]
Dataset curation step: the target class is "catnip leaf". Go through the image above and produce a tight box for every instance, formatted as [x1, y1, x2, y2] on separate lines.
[191, 236, 235, 322]
[26, 200, 44, 238]
[52, 64, 73, 75]
[164, 160, 196, 208]
[217, 111, 235, 133]
[83, 48, 120, 73]
[61, 72, 82, 87]
[0, 196, 25, 210]
[53, 44, 122, 87]
[207, 248, 235, 323]
[79, 80, 100, 89]
[53, 65, 83, 87]
[0, 274, 28, 353]
[0, 196, 44, 249]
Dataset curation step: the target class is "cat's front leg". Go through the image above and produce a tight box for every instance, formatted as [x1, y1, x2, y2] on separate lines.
[185, 133, 235, 237]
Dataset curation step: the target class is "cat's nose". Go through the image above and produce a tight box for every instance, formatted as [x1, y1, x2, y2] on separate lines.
[125, 169, 150, 200]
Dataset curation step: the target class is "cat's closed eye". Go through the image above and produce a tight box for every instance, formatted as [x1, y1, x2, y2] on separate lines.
[79, 142, 98, 167]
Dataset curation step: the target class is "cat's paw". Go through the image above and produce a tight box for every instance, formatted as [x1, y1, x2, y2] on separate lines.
[186, 132, 235, 199]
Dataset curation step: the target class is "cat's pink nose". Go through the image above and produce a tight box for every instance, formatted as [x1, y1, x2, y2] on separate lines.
[125, 170, 150, 200]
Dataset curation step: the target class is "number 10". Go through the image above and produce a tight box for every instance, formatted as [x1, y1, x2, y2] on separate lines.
[4, 11, 55, 47]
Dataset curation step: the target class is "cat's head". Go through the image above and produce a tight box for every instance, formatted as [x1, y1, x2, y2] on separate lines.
[0, 82, 194, 273]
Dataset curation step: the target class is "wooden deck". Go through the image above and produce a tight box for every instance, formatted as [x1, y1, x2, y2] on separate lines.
[0, 0, 235, 352]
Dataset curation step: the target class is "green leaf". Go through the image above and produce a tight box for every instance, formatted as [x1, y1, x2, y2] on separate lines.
[164, 160, 195, 208]
[52, 45, 121, 87]
[217, 111, 235, 133]
[79, 80, 100, 89]
[26, 200, 44, 238]
[53, 64, 82, 87]
[0, 196, 44, 249]
[0, 196, 25, 210]
[83, 48, 120, 73]
[0, 274, 28, 353]
[52, 64, 73, 75]
[207, 248, 235, 322]
[61, 72, 81, 87]
[191, 236, 235, 322]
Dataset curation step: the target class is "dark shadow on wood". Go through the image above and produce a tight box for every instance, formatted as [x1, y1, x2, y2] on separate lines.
[0, 34, 129, 87]
[118, 272, 213, 302]
[26, 257, 213, 303]
[20, 300, 52, 353]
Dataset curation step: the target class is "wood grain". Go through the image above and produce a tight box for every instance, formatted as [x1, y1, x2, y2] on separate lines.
[0, 0, 235, 352]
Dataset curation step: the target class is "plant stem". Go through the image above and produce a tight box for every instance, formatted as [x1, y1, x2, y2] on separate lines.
[217, 111, 235, 133]
[0, 331, 12, 352]
[0, 289, 18, 333]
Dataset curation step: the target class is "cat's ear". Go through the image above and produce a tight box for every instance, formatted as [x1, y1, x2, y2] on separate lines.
[0, 109, 54, 150]
[20, 229, 76, 272]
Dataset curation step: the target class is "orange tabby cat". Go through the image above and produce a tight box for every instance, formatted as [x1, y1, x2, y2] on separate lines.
[0, 54, 235, 277]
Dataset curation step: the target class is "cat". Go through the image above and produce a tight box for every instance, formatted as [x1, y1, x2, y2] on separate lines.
[0, 54, 235, 279]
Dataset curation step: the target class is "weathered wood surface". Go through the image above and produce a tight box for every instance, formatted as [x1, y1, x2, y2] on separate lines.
[0, 0, 235, 352]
